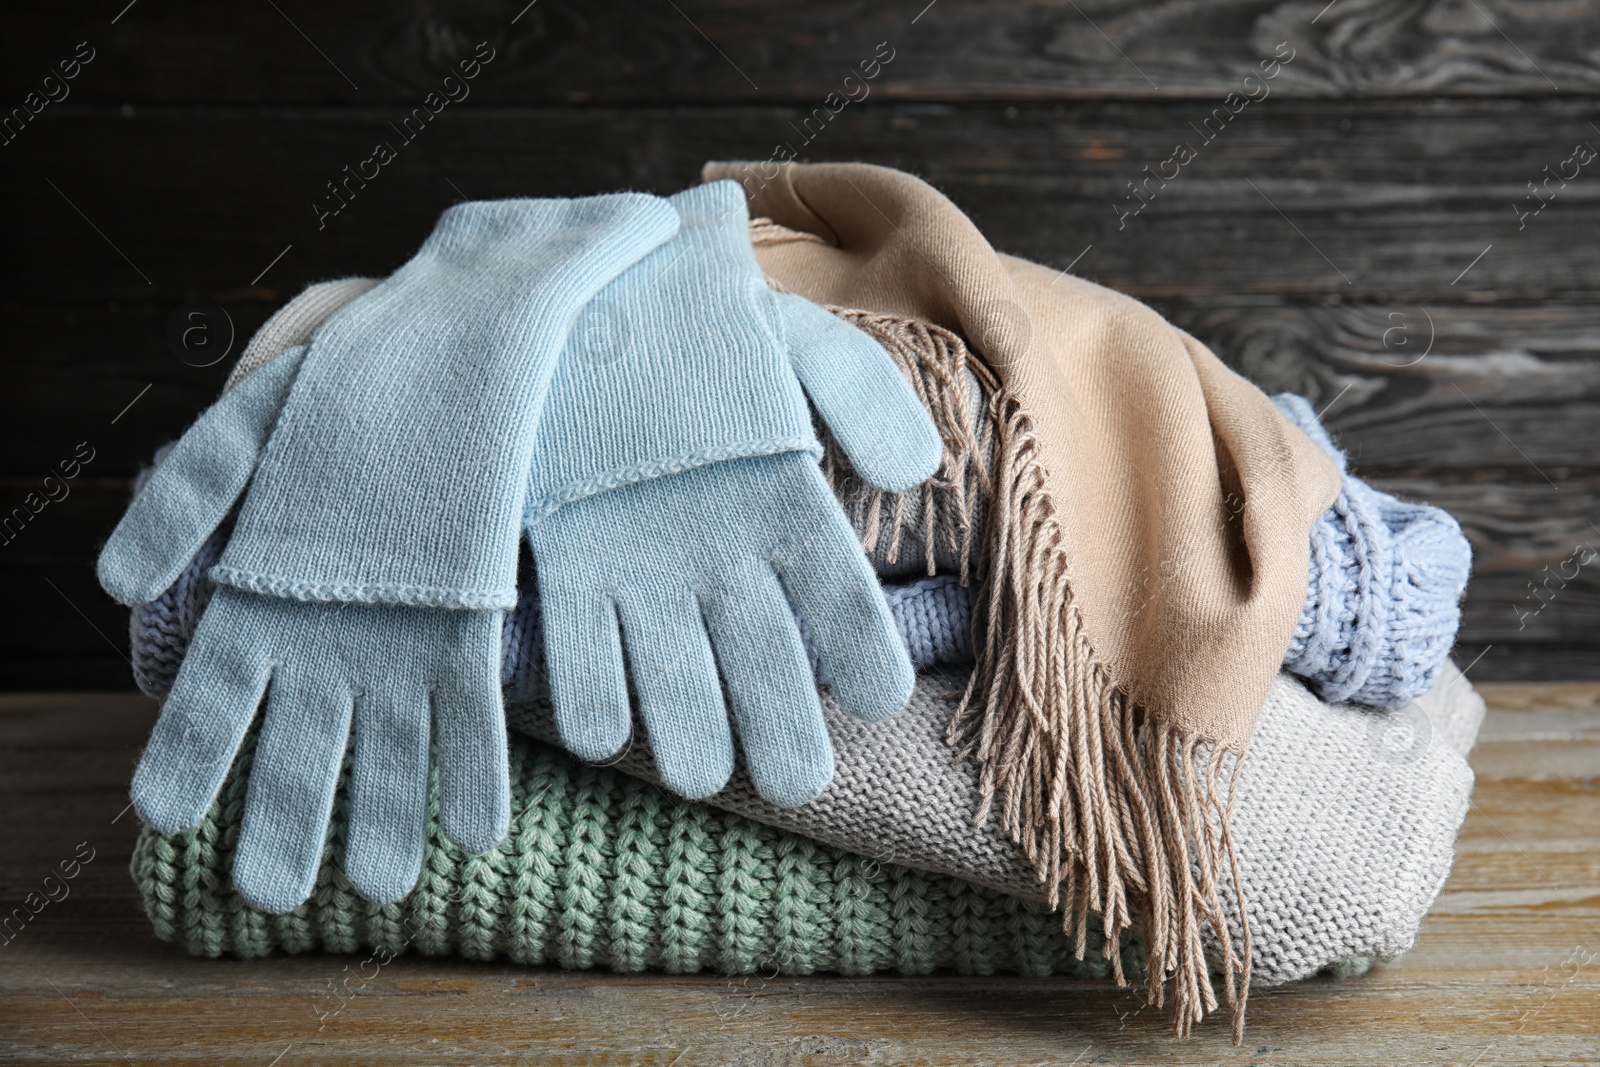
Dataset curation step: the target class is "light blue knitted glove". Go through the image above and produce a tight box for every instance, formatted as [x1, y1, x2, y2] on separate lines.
[525, 181, 943, 808]
[98, 194, 678, 912]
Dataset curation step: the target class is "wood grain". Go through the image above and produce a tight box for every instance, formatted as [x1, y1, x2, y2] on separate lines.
[3, 6, 1597, 679]
[13, 299, 1600, 478]
[7, 0, 1600, 105]
[8, 285, 1599, 687]
[10, 100, 1600, 303]
[1, 687, 1596, 1065]
[1163, 300, 1600, 474]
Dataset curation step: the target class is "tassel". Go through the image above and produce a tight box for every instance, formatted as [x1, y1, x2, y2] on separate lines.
[744, 225, 1256, 1037]
[948, 392, 1253, 1039]
[817, 311, 997, 586]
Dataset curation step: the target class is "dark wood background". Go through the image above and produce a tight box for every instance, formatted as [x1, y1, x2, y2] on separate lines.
[3, 0, 1597, 689]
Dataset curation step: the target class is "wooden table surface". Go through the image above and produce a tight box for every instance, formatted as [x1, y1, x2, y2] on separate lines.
[3, 684, 1597, 1066]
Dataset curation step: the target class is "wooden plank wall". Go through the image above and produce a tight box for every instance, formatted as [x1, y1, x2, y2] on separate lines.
[3, 0, 1597, 688]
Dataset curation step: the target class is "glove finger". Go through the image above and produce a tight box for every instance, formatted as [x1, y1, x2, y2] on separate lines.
[344, 682, 430, 905]
[130, 586, 272, 833]
[775, 290, 941, 492]
[543, 584, 632, 764]
[616, 589, 733, 800]
[232, 668, 353, 914]
[97, 345, 307, 606]
[434, 611, 511, 855]
[773, 468, 915, 724]
[702, 565, 833, 808]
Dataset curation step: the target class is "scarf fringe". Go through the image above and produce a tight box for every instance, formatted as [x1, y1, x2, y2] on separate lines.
[948, 391, 1253, 1040]
[819, 310, 998, 585]
[774, 268, 1255, 1038]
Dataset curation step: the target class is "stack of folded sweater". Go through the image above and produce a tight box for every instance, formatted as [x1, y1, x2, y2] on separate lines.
[105, 163, 1476, 1040]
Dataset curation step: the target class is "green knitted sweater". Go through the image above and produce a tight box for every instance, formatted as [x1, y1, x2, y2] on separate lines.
[132, 729, 1137, 979]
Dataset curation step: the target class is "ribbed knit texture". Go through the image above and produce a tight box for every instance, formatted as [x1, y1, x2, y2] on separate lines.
[126, 656, 1483, 989]
[215, 196, 678, 609]
[130, 729, 1135, 980]
[214, 277, 1469, 713]
[224, 276, 380, 392]
[103, 194, 681, 918]
[130, 529, 975, 708]
[523, 182, 941, 808]
[506, 662, 1482, 990]
[527, 181, 939, 518]
[120, 254, 1481, 1003]
[127, 516, 1482, 980]
[1274, 394, 1472, 707]
[126, 508, 1484, 991]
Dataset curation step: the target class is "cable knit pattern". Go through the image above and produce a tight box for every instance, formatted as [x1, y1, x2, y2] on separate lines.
[130, 729, 1131, 979]
[129, 664, 1482, 988]
[128, 537, 1484, 987]
[505, 662, 1482, 988]
[105, 195, 687, 919]
[1275, 394, 1472, 707]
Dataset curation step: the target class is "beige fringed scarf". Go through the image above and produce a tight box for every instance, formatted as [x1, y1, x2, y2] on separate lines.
[717, 162, 1342, 1037]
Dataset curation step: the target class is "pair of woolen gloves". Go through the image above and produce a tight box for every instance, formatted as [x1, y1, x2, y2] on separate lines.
[97, 182, 945, 914]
